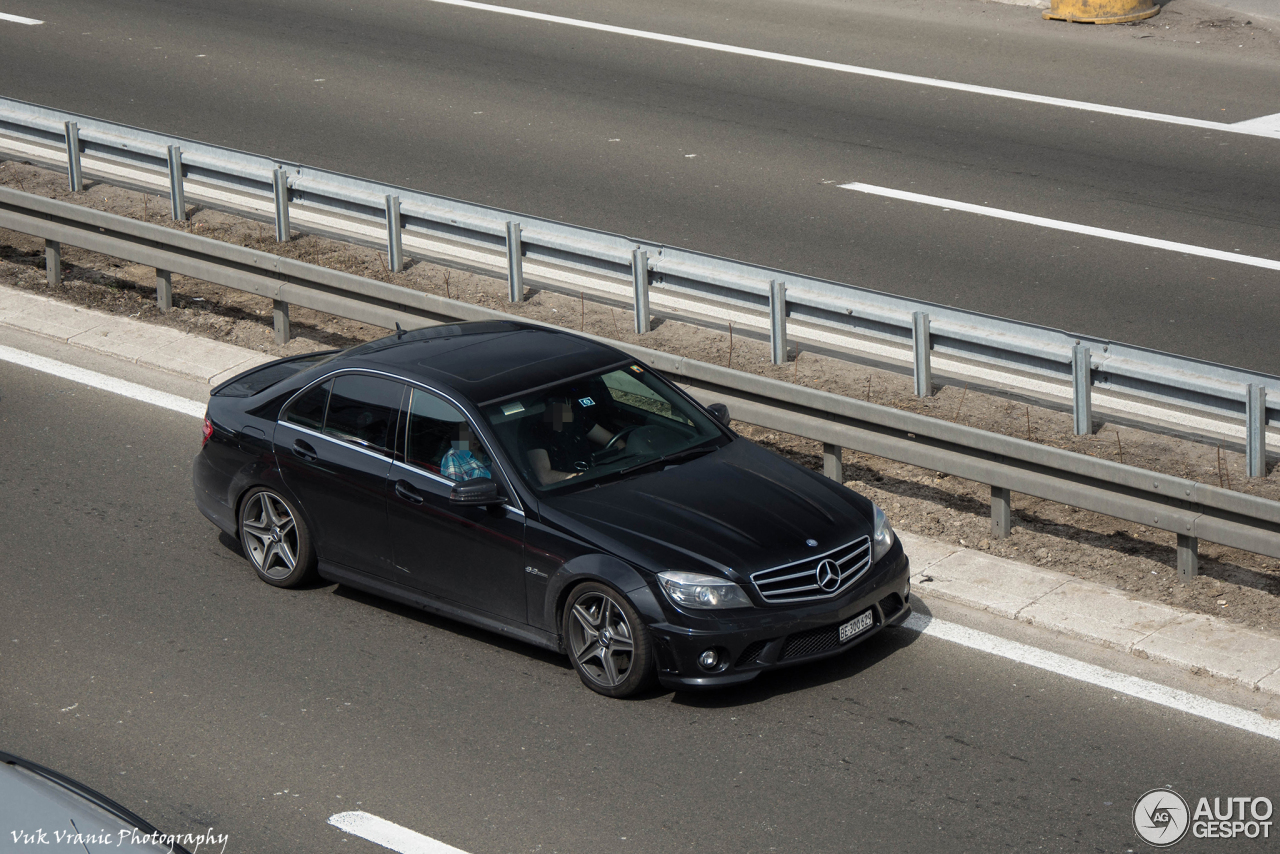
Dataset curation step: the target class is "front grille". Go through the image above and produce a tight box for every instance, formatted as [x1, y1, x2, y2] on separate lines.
[780, 625, 841, 661]
[750, 536, 872, 604]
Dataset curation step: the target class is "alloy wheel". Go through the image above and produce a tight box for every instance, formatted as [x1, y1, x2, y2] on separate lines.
[566, 591, 636, 689]
[241, 491, 299, 581]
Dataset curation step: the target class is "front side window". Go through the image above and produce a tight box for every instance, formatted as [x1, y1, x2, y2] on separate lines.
[321, 374, 404, 452]
[479, 364, 726, 493]
[405, 389, 492, 482]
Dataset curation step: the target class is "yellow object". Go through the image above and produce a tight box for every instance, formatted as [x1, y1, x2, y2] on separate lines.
[1043, 0, 1159, 24]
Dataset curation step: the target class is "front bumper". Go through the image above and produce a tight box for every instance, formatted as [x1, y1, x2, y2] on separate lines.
[649, 549, 911, 690]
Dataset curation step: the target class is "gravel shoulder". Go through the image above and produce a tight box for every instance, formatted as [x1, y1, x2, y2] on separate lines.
[2, 159, 1278, 632]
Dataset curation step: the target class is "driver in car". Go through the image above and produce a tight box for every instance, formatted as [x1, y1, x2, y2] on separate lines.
[522, 396, 624, 485]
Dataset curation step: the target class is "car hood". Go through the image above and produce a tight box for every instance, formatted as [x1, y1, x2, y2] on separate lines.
[545, 439, 872, 581]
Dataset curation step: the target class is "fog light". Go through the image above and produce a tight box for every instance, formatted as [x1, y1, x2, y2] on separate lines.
[698, 649, 719, 669]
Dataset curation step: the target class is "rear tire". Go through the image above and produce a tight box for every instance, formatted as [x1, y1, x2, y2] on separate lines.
[239, 487, 316, 588]
[563, 582, 656, 698]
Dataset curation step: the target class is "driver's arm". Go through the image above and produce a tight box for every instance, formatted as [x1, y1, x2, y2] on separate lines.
[586, 423, 622, 448]
[527, 448, 579, 485]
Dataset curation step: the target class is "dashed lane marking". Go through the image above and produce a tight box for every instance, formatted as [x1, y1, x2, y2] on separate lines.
[422, 0, 1278, 138]
[328, 812, 471, 854]
[840, 182, 1280, 272]
[0, 11, 42, 24]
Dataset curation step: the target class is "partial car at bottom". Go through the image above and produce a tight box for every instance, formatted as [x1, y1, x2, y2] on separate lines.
[192, 321, 911, 697]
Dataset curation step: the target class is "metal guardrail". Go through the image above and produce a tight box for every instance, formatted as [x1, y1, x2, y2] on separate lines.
[3, 185, 1279, 578]
[0, 96, 1276, 474]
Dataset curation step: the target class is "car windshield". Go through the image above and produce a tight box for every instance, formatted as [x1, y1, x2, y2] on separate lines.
[478, 363, 727, 493]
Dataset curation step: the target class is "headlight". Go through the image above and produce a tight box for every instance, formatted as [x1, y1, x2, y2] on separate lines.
[872, 504, 896, 562]
[657, 571, 753, 609]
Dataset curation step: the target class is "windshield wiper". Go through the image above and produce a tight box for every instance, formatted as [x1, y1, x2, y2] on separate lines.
[617, 443, 717, 477]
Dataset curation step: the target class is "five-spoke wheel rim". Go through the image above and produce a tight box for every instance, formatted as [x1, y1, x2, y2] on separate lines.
[567, 592, 635, 689]
[241, 492, 299, 581]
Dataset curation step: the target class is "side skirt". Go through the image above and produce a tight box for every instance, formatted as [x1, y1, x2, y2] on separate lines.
[317, 562, 560, 653]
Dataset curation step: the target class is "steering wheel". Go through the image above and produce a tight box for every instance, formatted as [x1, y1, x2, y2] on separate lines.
[600, 425, 640, 454]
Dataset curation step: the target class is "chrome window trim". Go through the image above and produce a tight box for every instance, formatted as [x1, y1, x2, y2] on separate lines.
[279, 367, 525, 515]
[284, 423, 394, 464]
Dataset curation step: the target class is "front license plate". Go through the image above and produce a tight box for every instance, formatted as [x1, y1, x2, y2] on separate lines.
[839, 610, 874, 643]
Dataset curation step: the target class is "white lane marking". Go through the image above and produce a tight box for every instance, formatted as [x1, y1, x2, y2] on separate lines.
[328, 812, 471, 854]
[1233, 111, 1280, 137]
[0, 11, 43, 24]
[0, 345, 206, 419]
[841, 182, 1280, 272]
[903, 613, 1280, 742]
[421, 0, 1278, 137]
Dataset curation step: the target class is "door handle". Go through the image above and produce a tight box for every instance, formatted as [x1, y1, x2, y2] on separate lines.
[292, 439, 318, 462]
[395, 480, 424, 505]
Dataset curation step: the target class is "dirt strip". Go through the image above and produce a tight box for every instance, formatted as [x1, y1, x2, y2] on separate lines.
[2, 159, 1278, 631]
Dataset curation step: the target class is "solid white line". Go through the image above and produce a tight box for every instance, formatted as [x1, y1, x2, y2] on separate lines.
[841, 182, 1280, 272]
[421, 0, 1277, 137]
[0, 11, 42, 24]
[328, 812, 471, 854]
[903, 613, 1280, 742]
[1233, 112, 1280, 136]
[0, 345, 206, 419]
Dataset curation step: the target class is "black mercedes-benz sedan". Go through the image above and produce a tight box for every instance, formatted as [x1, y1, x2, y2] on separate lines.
[193, 321, 911, 697]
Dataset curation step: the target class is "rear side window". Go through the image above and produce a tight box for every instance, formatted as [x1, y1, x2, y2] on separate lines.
[323, 374, 405, 452]
[284, 380, 331, 431]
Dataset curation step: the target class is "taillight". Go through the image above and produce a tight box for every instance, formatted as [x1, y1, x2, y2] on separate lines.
[202, 414, 214, 447]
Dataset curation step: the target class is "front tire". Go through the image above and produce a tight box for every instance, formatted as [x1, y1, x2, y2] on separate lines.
[239, 487, 315, 588]
[563, 582, 656, 698]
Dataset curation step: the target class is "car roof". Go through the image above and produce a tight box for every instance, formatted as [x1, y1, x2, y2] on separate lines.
[335, 321, 630, 405]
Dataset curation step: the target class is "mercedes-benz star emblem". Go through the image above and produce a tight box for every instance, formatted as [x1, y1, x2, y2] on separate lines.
[814, 559, 841, 592]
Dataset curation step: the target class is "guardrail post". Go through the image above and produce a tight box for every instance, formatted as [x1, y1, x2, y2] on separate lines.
[167, 145, 186, 222]
[912, 311, 932, 397]
[273, 300, 291, 344]
[769, 279, 787, 365]
[632, 248, 650, 334]
[991, 486, 1011, 538]
[506, 221, 523, 303]
[155, 269, 172, 312]
[272, 168, 291, 242]
[1177, 534, 1198, 580]
[1246, 384, 1267, 478]
[1072, 344, 1093, 436]
[64, 121, 83, 192]
[385, 194, 403, 273]
[822, 443, 843, 482]
[44, 240, 61, 286]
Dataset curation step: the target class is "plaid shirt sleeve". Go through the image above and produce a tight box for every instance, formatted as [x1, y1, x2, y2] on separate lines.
[441, 449, 490, 482]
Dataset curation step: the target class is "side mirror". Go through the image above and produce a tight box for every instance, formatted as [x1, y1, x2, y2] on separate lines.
[706, 402, 731, 426]
[449, 478, 505, 506]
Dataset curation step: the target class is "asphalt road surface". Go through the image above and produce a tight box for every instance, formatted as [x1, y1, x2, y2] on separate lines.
[2, 338, 1278, 853]
[1, 0, 1279, 372]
